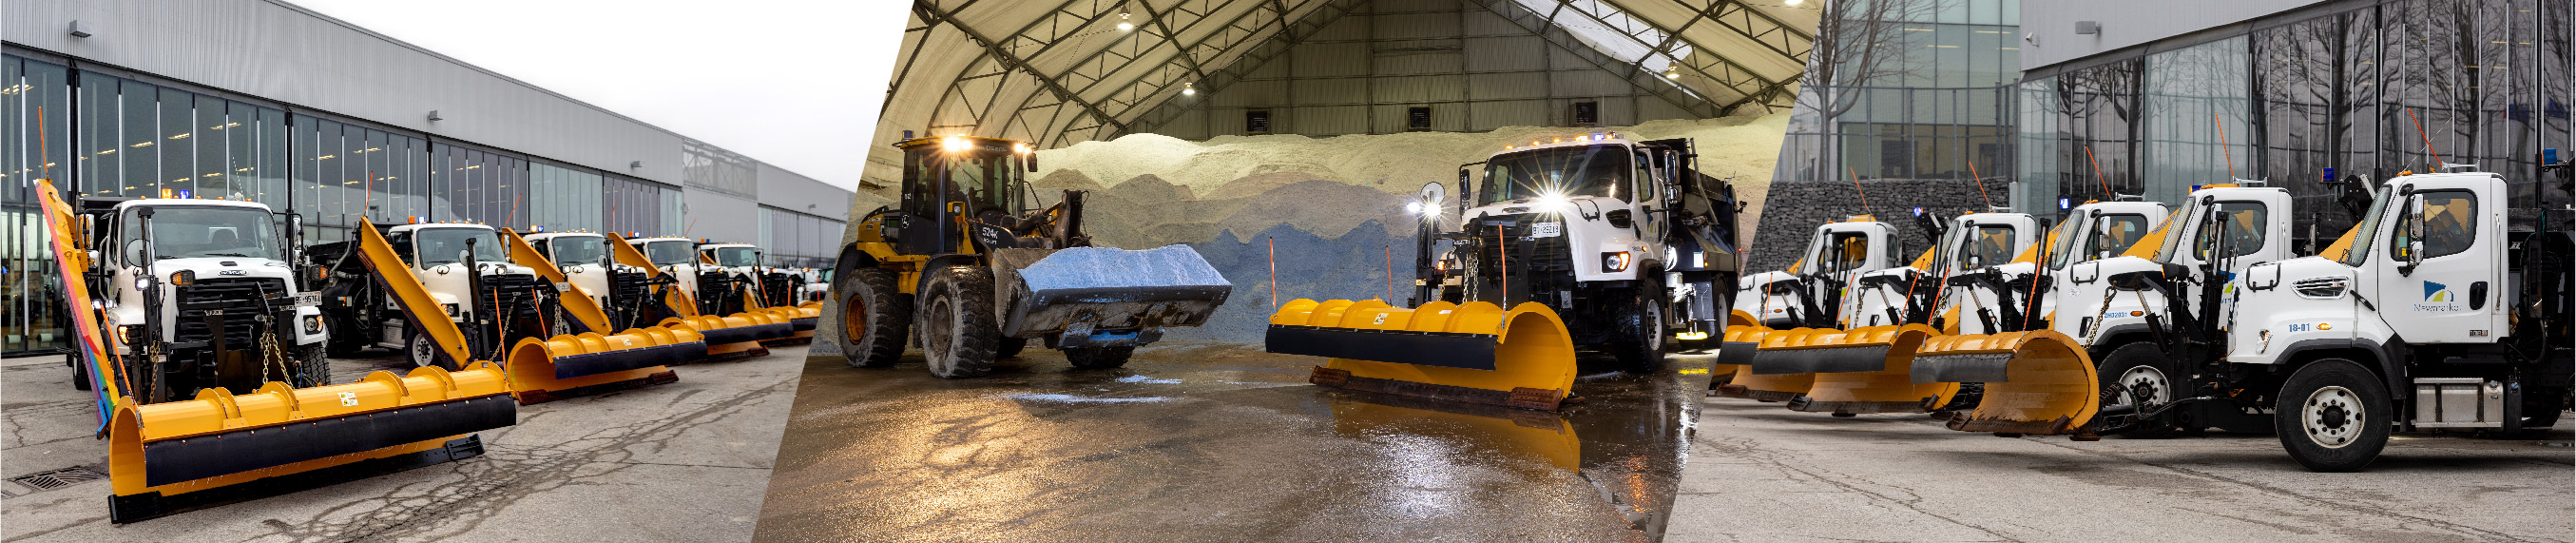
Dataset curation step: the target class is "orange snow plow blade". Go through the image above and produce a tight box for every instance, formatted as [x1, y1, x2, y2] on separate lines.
[1748, 324, 1960, 415]
[605, 232, 792, 358]
[1710, 325, 1808, 401]
[1708, 310, 1759, 384]
[1267, 300, 1579, 411]
[354, 222, 688, 403]
[1912, 330, 2100, 435]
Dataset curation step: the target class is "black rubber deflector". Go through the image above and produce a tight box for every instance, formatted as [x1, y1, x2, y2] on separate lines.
[1266, 324, 1498, 371]
[700, 322, 794, 345]
[1912, 352, 2013, 383]
[551, 340, 706, 378]
[1750, 344, 1892, 375]
[789, 317, 817, 332]
[141, 395, 516, 487]
[111, 435, 491, 523]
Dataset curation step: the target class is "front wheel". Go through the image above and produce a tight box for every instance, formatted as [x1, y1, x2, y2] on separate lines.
[2097, 342, 2180, 437]
[2276, 359, 2390, 473]
[408, 327, 454, 370]
[917, 266, 999, 378]
[1608, 273, 1667, 371]
[836, 267, 912, 368]
[292, 344, 333, 388]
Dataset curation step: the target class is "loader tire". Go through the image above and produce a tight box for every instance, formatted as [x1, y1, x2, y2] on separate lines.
[995, 337, 1028, 359]
[918, 266, 999, 378]
[2098, 342, 2179, 437]
[1608, 274, 1667, 371]
[1064, 346, 1135, 369]
[292, 343, 332, 388]
[2277, 359, 2389, 473]
[837, 267, 912, 368]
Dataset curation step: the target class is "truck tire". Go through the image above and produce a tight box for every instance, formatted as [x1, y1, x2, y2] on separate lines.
[917, 266, 999, 378]
[2276, 359, 2389, 473]
[69, 351, 92, 391]
[408, 328, 454, 371]
[2097, 342, 2180, 437]
[1608, 274, 1667, 371]
[293, 343, 333, 388]
[325, 324, 366, 357]
[1064, 346, 1134, 369]
[837, 267, 912, 368]
[995, 337, 1028, 359]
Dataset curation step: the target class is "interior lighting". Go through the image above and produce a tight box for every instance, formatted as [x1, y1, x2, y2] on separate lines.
[1783, 0, 1800, 5]
[1116, 12, 1135, 31]
[1182, 82, 1196, 96]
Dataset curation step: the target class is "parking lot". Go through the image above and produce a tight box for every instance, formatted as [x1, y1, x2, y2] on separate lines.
[1670, 397, 2574, 542]
[1, 345, 805, 542]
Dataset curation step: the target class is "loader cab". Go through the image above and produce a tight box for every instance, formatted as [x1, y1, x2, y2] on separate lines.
[893, 135, 1038, 255]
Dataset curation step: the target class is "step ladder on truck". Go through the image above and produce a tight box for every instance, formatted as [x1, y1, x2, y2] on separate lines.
[831, 134, 1234, 378]
[32, 180, 516, 522]
[1270, 134, 1740, 410]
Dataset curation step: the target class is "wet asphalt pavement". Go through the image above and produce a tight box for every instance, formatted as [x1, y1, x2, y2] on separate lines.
[758, 342, 1721, 542]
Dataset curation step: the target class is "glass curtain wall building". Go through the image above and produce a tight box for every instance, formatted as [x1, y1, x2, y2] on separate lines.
[2017, 0, 2571, 253]
[2, 46, 843, 356]
[1772, 0, 2022, 187]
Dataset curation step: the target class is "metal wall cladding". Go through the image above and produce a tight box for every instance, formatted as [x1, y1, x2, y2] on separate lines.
[1215, 81, 1291, 107]
[1368, 75, 1465, 105]
[1468, 72, 1551, 100]
[1370, 11, 1463, 41]
[1460, 9, 1527, 36]
[1294, 78, 1369, 105]
[1370, 103, 1468, 133]
[756, 162, 853, 222]
[4, 0, 682, 185]
[1549, 69, 1631, 98]
[1470, 100, 1552, 131]
[1293, 42, 1371, 78]
[1371, 40, 1465, 76]
[1463, 36, 1548, 72]
[1288, 105, 1371, 135]
[684, 189, 761, 245]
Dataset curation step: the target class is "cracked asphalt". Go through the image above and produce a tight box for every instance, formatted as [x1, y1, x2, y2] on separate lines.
[1, 344, 803, 542]
[1668, 396, 2574, 542]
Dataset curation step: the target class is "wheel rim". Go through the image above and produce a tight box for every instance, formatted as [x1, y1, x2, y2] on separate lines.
[923, 295, 955, 369]
[1644, 288, 1664, 352]
[410, 335, 434, 368]
[2301, 385, 2362, 449]
[2116, 365, 2170, 408]
[842, 285, 868, 341]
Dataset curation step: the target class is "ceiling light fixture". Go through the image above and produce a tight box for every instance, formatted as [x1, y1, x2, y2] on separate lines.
[1116, 13, 1135, 31]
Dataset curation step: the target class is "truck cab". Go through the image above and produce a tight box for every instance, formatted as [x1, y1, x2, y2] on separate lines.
[84, 197, 326, 399]
[1447, 134, 1705, 366]
[1837, 212, 2038, 332]
[525, 231, 643, 317]
[627, 236, 710, 311]
[1735, 218, 1894, 329]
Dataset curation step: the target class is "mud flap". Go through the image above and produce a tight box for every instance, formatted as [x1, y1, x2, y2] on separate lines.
[1267, 300, 1578, 411]
[1913, 331, 2099, 435]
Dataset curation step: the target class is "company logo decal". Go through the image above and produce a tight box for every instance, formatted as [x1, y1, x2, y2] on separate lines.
[2414, 281, 2464, 312]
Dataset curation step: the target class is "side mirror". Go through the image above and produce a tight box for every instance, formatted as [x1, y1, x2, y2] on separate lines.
[1025, 153, 1038, 173]
[125, 239, 148, 265]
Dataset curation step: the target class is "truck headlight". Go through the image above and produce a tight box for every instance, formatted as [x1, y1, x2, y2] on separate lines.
[442, 303, 460, 317]
[119, 325, 142, 344]
[170, 270, 195, 285]
[304, 315, 324, 335]
[1603, 251, 1632, 272]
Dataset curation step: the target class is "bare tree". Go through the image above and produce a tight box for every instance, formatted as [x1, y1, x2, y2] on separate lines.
[1796, 0, 1946, 183]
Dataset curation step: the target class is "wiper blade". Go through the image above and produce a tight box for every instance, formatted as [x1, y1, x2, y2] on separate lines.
[205, 252, 257, 257]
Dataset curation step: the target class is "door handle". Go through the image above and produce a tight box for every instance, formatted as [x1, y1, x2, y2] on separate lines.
[2469, 281, 2487, 311]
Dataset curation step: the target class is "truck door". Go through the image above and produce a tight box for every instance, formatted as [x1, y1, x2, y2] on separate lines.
[2370, 176, 2507, 343]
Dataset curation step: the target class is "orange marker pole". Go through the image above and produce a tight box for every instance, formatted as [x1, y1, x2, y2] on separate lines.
[1846, 166, 1874, 218]
[1497, 225, 1509, 306]
[2085, 145, 2112, 199]
[2407, 107, 2443, 169]
[2215, 113, 2237, 179]
[1966, 160, 1993, 208]
[1267, 236, 1278, 309]
[1384, 244, 1394, 302]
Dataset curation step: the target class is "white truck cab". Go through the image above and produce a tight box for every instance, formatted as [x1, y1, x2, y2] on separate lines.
[525, 231, 638, 311]
[626, 237, 704, 298]
[1838, 212, 2038, 332]
[83, 197, 328, 398]
[1733, 217, 1895, 328]
[376, 222, 541, 365]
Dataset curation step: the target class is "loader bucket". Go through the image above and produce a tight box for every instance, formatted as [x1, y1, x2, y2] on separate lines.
[1912, 330, 2099, 435]
[1710, 325, 1807, 400]
[1745, 324, 1958, 415]
[990, 245, 1233, 346]
[1267, 300, 1579, 411]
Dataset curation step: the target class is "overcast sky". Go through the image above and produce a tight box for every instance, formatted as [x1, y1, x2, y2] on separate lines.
[292, 0, 908, 191]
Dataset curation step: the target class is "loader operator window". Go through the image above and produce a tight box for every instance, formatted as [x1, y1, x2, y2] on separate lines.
[1480, 145, 1632, 204]
[413, 227, 508, 267]
[2389, 190, 2476, 261]
[120, 206, 281, 261]
[1814, 232, 1871, 274]
[911, 151, 1020, 219]
[2192, 203, 2267, 260]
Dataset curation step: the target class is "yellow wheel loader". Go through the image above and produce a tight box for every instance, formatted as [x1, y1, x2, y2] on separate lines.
[310, 220, 698, 405]
[33, 181, 517, 523]
[831, 135, 1232, 378]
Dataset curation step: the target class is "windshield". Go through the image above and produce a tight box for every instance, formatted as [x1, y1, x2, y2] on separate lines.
[124, 205, 280, 260]
[413, 227, 508, 267]
[2337, 187, 2392, 266]
[1813, 231, 1872, 274]
[545, 236, 608, 266]
[1479, 145, 1632, 205]
[909, 148, 1025, 218]
[712, 246, 760, 267]
[2051, 213, 2151, 269]
[644, 240, 697, 266]
[1953, 224, 2018, 270]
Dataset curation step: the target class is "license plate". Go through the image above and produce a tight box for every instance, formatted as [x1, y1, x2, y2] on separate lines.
[1530, 222, 1563, 238]
[554, 281, 573, 293]
[293, 292, 320, 307]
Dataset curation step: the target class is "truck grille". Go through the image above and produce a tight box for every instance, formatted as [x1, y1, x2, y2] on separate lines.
[475, 274, 548, 324]
[698, 270, 742, 315]
[2294, 277, 2348, 299]
[173, 278, 289, 345]
[759, 272, 797, 307]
